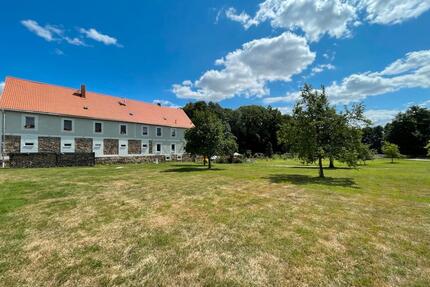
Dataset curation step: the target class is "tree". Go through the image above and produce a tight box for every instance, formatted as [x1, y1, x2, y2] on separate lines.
[265, 142, 274, 158]
[425, 141, 430, 157]
[357, 144, 375, 165]
[382, 142, 401, 163]
[185, 111, 237, 169]
[278, 84, 369, 178]
[362, 126, 384, 153]
[385, 106, 430, 156]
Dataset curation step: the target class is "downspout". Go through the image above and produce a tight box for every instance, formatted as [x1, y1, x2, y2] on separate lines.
[1, 109, 5, 168]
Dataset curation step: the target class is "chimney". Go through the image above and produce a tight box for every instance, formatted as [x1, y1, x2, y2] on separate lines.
[157, 102, 161, 107]
[80, 84, 86, 98]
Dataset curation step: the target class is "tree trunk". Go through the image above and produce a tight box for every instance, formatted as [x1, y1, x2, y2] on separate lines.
[318, 156, 325, 178]
[391, 157, 394, 163]
[329, 157, 335, 169]
[208, 157, 212, 169]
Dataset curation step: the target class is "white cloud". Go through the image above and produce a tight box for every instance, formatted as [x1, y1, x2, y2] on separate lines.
[275, 106, 292, 115]
[225, 8, 255, 28]
[265, 50, 430, 105]
[326, 50, 430, 104]
[226, 0, 430, 41]
[152, 99, 180, 108]
[364, 109, 399, 126]
[227, 0, 357, 41]
[79, 28, 121, 47]
[0, 82, 4, 94]
[263, 91, 301, 104]
[21, 19, 86, 46]
[311, 63, 335, 75]
[173, 32, 315, 102]
[21, 19, 57, 41]
[359, 0, 430, 25]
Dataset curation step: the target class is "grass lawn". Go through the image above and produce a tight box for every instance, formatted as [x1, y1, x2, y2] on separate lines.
[0, 159, 429, 286]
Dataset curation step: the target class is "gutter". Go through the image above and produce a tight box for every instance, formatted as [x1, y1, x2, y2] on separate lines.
[1, 109, 5, 168]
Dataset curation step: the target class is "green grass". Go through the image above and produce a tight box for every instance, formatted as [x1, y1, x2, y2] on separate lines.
[0, 159, 429, 286]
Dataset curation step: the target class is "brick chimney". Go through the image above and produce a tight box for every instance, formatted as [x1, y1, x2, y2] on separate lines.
[80, 84, 86, 98]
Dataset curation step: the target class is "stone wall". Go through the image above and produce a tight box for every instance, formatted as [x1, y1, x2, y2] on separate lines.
[38, 137, 60, 153]
[4, 135, 20, 154]
[75, 138, 93, 153]
[128, 140, 141, 154]
[9, 152, 95, 168]
[104, 139, 118, 155]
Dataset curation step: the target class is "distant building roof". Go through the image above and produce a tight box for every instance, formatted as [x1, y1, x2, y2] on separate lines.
[0, 77, 193, 128]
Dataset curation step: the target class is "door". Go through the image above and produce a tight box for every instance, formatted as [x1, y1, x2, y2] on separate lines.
[119, 139, 128, 156]
[93, 139, 104, 157]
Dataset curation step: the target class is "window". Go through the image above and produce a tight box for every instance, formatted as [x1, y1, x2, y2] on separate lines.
[171, 128, 176, 137]
[171, 144, 176, 153]
[22, 115, 38, 130]
[156, 127, 162, 137]
[94, 122, 103, 133]
[25, 142, 34, 146]
[120, 124, 127, 135]
[142, 126, 148, 136]
[62, 119, 73, 132]
[64, 143, 72, 147]
[156, 144, 161, 152]
[24, 116, 35, 129]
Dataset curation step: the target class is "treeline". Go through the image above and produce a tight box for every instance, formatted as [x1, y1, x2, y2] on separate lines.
[363, 106, 430, 157]
[184, 102, 430, 158]
[183, 102, 289, 156]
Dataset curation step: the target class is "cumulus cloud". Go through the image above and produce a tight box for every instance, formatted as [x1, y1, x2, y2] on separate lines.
[0, 82, 4, 94]
[327, 50, 430, 104]
[226, 0, 357, 41]
[364, 109, 399, 126]
[79, 28, 121, 47]
[226, 0, 430, 41]
[263, 91, 301, 104]
[265, 50, 430, 105]
[173, 32, 315, 102]
[359, 0, 430, 24]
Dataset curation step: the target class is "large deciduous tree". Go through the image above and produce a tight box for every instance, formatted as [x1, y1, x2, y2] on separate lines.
[185, 111, 237, 169]
[278, 84, 368, 178]
[385, 106, 430, 156]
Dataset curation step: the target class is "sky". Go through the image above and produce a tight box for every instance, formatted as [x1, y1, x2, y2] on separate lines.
[1, 0, 430, 126]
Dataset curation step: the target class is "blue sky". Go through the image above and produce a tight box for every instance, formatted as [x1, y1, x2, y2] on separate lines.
[1, 0, 430, 125]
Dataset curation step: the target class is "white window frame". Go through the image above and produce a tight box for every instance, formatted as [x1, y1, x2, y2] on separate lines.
[61, 118, 75, 133]
[171, 128, 177, 138]
[119, 123, 128, 135]
[93, 121, 104, 135]
[21, 114, 38, 131]
[156, 127, 163, 137]
[142, 125, 149, 136]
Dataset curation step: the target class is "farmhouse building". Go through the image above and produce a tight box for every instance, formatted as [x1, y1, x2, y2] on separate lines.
[0, 77, 193, 162]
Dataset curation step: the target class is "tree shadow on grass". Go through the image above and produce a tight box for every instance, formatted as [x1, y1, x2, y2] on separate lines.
[290, 166, 354, 170]
[266, 174, 359, 189]
[162, 166, 224, 173]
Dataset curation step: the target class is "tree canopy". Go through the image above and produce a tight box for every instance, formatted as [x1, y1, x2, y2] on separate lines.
[382, 142, 401, 163]
[184, 110, 237, 169]
[385, 106, 430, 156]
[278, 84, 369, 178]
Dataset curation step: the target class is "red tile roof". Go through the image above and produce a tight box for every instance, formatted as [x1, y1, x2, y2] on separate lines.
[0, 77, 193, 129]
